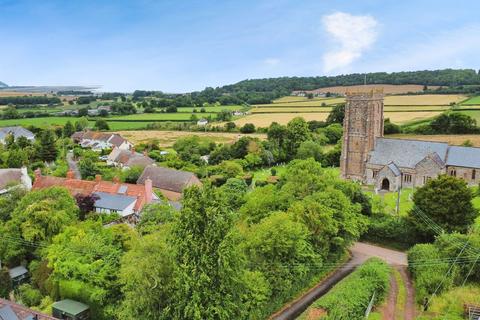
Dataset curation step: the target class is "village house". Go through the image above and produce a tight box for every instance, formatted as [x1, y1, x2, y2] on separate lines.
[0, 167, 32, 194]
[0, 298, 57, 320]
[0, 126, 35, 144]
[107, 147, 155, 169]
[137, 165, 202, 201]
[341, 90, 480, 191]
[32, 169, 157, 219]
[71, 131, 133, 151]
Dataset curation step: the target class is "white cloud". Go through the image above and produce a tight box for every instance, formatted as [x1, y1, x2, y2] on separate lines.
[264, 58, 280, 66]
[322, 12, 378, 73]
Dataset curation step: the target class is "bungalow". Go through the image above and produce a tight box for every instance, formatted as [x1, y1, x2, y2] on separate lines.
[71, 131, 133, 151]
[107, 148, 155, 169]
[0, 298, 57, 320]
[32, 169, 157, 219]
[0, 126, 35, 144]
[0, 167, 32, 194]
[137, 165, 202, 201]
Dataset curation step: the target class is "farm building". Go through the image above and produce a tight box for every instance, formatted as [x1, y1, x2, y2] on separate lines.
[341, 90, 480, 191]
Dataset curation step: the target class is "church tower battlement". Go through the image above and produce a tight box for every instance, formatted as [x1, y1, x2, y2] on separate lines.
[340, 89, 384, 181]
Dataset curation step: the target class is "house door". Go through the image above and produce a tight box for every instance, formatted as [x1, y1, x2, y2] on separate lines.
[381, 178, 390, 191]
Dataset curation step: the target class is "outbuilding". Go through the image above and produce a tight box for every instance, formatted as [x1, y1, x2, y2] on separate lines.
[52, 299, 90, 320]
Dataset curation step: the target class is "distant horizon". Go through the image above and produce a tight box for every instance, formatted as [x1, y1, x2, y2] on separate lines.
[2, 67, 479, 94]
[1, 0, 479, 92]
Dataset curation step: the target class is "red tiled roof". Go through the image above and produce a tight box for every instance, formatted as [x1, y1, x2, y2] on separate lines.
[0, 298, 57, 320]
[32, 171, 152, 212]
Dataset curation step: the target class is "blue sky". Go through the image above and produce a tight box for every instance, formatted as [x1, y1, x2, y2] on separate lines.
[1, 0, 479, 92]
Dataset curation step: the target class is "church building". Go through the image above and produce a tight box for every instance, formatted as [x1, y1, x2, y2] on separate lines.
[340, 89, 480, 191]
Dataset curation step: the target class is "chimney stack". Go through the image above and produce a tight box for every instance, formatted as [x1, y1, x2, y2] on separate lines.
[34, 168, 42, 181]
[95, 174, 102, 182]
[66, 170, 75, 179]
[144, 178, 153, 203]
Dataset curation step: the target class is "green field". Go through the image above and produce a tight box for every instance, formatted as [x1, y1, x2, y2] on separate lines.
[176, 105, 244, 113]
[459, 110, 480, 122]
[108, 112, 215, 121]
[461, 96, 480, 105]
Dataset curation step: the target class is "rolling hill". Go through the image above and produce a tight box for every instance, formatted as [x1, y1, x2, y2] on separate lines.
[0, 81, 8, 88]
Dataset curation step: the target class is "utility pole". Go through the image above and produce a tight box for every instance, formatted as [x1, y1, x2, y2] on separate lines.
[396, 173, 403, 215]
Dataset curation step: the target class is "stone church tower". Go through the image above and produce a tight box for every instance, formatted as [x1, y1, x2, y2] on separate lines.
[340, 89, 384, 181]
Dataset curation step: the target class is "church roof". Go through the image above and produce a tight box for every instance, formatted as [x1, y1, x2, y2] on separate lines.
[387, 162, 401, 176]
[369, 138, 449, 169]
[446, 146, 480, 168]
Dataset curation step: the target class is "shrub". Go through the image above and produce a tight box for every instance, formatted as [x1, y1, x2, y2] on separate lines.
[408, 243, 455, 303]
[209, 174, 227, 187]
[361, 215, 420, 249]
[314, 258, 391, 320]
[17, 283, 43, 307]
[240, 123, 256, 133]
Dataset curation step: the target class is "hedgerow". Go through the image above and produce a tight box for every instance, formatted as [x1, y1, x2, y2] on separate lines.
[313, 258, 391, 320]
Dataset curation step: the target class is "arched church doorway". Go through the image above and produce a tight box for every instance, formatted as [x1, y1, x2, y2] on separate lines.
[381, 178, 390, 191]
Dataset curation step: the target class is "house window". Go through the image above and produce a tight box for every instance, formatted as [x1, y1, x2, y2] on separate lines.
[473, 169, 476, 180]
[423, 176, 431, 184]
[449, 168, 456, 177]
[403, 174, 412, 183]
[373, 170, 378, 178]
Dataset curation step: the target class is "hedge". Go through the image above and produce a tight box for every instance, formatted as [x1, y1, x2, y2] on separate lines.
[313, 258, 391, 320]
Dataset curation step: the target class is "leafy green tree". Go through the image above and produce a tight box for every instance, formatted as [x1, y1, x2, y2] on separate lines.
[121, 165, 144, 183]
[170, 185, 246, 319]
[326, 103, 345, 125]
[63, 121, 75, 137]
[296, 140, 323, 161]
[75, 117, 89, 131]
[136, 203, 176, 235]
[6, 148, 28, 168]
[4, 133, 16, 149]
[118, 232, 175, 319]
[17, 283, 43, 307]
[411, 175, 478, 239]
[219, 178, 248, 210]
[224, 122, 236, 131]
[0, 267, 12, 298]
[322, 123, 343, 144]
[0, 186, 26, 222]
[2, 106, 20, 119]
[240, 185, 282, 224]
[11, 187, 79, 243]
[217, 160, 243, 179]
[242, 211, 319, 302]
[78, 151, 101, 178]
[285, 117, 311, 159]
[240, 123, 255, 133]
[37, 129, 58, 162]
[94, 119, 110, 131]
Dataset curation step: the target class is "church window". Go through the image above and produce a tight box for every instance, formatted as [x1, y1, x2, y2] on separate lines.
[473, 170, 476, 180]
[449, 168, 456, 177]
[403, 174, 412, 183]
[373, 170, 378, 178]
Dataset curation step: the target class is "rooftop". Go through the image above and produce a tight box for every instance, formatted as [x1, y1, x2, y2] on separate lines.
[52, 299, 89, 315]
